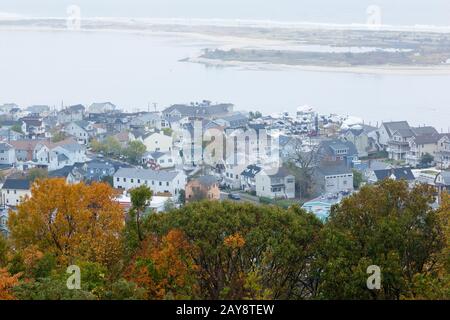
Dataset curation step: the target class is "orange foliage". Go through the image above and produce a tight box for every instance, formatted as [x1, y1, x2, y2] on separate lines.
[224, 233, 246, 250]
[125, 229, 199, 299]
[8, 179, 124, 268]
[0, 268, 20, 300]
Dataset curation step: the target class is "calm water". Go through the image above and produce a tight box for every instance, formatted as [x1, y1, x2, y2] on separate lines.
[1, 30, 450, 130]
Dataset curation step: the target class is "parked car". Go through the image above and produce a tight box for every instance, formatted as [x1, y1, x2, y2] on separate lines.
[228, 193, 241, 200]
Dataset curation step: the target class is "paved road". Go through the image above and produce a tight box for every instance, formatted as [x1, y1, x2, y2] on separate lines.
[220, 191, 260, 204]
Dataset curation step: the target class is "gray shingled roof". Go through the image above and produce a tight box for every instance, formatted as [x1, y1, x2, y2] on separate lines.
[374, 167, 415, 181]
[316, 164, 353, 176]
[114, 167, 180, 181]
[382, 121, 410, 137]
[2, 178, 31, 190]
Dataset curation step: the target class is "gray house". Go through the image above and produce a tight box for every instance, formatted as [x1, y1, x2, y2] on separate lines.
[314, 164, 354, 195]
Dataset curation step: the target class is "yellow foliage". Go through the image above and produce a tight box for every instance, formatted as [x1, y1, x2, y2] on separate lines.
[8, 179, 124, 268]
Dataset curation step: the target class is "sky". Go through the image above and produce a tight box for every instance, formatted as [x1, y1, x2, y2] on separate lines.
[1, 0, 450, 26]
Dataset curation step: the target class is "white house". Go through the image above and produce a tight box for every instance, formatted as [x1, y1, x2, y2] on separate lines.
[130, 130, 173, 153]
[0, 142, 15, 165]
[255, 167, 295, 199]
[113, 167, 186, 199]
[314, 165, 354, 195]
[1, 178, 32, 207]
[437, 134, 450, 169]
[142, 151, 175, 169]
[33, 139, 87, 171]
[64, 121, 95, 145]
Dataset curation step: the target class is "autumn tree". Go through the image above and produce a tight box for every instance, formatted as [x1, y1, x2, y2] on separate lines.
[8, 179, 124, 270]
[0, 268, 20, 300]
[315, 180, 447, 300]
[146, 200, 323, 299]
[125, 229, 199, 299]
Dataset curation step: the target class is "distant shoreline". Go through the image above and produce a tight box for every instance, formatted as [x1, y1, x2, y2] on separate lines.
[186, 57, 450, 75]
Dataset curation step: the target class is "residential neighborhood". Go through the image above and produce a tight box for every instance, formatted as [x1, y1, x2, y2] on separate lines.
[0, 101, 449, 233]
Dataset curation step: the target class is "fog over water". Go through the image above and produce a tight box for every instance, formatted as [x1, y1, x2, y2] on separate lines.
[1, 1, 450, 130]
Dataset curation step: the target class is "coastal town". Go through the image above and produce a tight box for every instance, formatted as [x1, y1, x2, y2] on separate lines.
[0, 100, 449, 236]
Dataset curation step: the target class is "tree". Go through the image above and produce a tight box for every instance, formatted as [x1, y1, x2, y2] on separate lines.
[128, 185, 153, 244]
[146, 201, 323, 299]
[353, 169, 364, 189]
[125, 141, 147, 164]
[51, 131, 67, 143]
[8, 179, 124, 269]
[162, 128, 173, 137]
[420, 153, 434, 166]
[104, 136, 123, 156]
[125, 229, 199, 299]
[0, 268, 20, 300]
[315, 180, 447, 300]
[11, 124, 23, 134]
[27, 168, 48, 182]
[286, 139, 319, 199]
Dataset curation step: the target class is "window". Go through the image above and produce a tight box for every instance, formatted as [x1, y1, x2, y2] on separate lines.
[166, 182, 169, 186]
[131, 179, 134, 183]
[137, 179, 141, 183]
[123, 178, 126, 182]
[159, 182, 162, 186]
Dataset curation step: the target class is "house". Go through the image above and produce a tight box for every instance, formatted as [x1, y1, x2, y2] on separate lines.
[64, 121, 95, 144]
[48, 165, 83, 184]
[33, 139, 87, 171]
[130, 130, 173, 153]
[342, 124, 378, 158]
[20, 116, 45, 138]
[436, 134, 450, 169]
[129, 112, 165, 130]
[9, 140, 41, 162]
[82, 160, 117, 182]
[405, 133, 441, 166]
[88, 102, 117, 114]
[317, 139, 359, 168]
[240, 164, 263, 192]
[215, 113, 249, 128]
[26, 105, 50, 116]
[162, 101, 233, 120]
[377, 121, 410, 148]
[0, 128, 24, 141]
[0, 142, 15, 165]
[57, 104, 85, 124]
[142, 151, 175, 169]
[387, 128, 416, 161]
[434, 171, 450, 203]
[113, 167, 186, 199]
[255, 167, 295, 199]
[368, 167, 415, 184]
[1, 178, 32, 207]
[185, 175, 220, 202]
[314, 164, 354, 195]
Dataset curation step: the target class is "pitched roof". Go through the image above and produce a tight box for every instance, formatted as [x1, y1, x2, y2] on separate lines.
[2, 178, 31, 190]
[382, 121, 410, 137]
[316, 164, 353, 176]
[114, 167, 181, 181]
[393, 128, 415, 138]
[412, 126, 439, 136]
[49, 165, 75, 178]
[413, 134, 441, 145]
[374, 167, 415, 181]
[437, 171, 450, 185]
